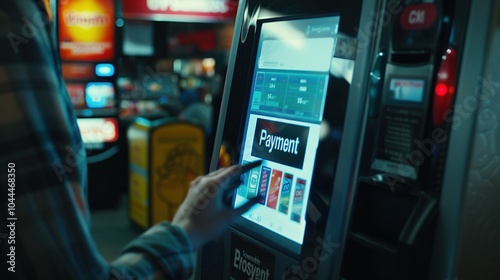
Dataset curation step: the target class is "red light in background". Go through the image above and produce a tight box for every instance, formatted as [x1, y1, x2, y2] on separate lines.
[433, 48, 457, 126]
[435, 83, 448, 96]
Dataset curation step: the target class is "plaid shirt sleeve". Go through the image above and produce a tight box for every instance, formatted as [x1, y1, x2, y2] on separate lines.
[0, 1, 194, 279]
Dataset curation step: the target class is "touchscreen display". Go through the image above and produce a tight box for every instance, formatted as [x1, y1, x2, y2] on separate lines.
[234, 16, 340, 246]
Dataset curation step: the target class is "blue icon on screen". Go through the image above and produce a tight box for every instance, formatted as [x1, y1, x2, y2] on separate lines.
[86, 82, 114, 108]
[95, 63, 115, 77]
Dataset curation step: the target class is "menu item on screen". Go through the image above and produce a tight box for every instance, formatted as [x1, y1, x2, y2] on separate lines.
[252, 119, 309, 169]
[266, 169, 283, 209]
[278, 173, 293, 214]
[291, 178, 306, 223]
[238, 160, 260, 199]
[234, 15, 340, 246]
[258, 166, 271, 205]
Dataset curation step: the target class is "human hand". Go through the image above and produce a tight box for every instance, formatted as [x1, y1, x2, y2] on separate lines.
[172, 161, 262, 249]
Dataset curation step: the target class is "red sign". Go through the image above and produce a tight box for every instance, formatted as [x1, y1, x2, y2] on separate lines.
[122, 0, 238, 22]
[58, 0, 115, 61]
[62, 63, 95, 79]
[400, 4, 437, 30]
[66, 83, 86, 109]
[77, 118, 119, 144]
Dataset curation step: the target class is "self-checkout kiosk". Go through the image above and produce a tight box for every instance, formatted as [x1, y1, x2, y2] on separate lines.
[196, 0, 379, 279]
[196, 0, 500, 279]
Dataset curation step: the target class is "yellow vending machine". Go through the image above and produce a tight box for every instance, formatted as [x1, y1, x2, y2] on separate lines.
[128, 117, 205, 229]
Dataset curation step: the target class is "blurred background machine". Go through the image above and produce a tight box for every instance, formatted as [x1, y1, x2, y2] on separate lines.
[58, 0, 122, 207]
[56, 0, 238, 208]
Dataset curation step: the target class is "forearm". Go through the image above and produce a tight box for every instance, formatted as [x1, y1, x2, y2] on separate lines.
[0, 1, 195, 279]
[112, 222, 195, 280]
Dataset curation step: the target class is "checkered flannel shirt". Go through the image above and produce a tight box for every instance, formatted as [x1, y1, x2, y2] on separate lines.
[0, 1, 194, 279]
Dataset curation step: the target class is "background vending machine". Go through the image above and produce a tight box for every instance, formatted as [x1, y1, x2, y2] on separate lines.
[337, 0, 500, 279]
[340, 0, 458, 278]
[58, 0, 124, 207]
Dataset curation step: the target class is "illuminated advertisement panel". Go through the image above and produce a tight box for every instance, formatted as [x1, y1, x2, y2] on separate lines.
[77, 118, 118, 144]
[121, 0, 238, 22]
[62, 63, 95, 79]
[58, 0, 115, 61]
[66, 83, 86, 109]
[85, 82, 115, 109]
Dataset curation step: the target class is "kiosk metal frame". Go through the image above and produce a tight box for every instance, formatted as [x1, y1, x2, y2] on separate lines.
[196, 0, 381, 279]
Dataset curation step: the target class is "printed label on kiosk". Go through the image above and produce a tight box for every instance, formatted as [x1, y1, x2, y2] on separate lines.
[230, 234, 275, 280]
[233, 16, 339, 249]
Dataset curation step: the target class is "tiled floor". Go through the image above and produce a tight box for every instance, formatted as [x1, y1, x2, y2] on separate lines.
[90, 195, 140, 262]
[90, 195, 197, 280]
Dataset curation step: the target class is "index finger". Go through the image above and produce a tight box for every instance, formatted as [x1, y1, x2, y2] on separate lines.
[226, 160, 263, 192]
[237, 160, 263, 175]
[210, 160, 263, 188]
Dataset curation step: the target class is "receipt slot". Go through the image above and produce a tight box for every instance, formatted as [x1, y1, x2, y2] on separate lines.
[340, 0, 459, 279]
[195, 0, 382, 279]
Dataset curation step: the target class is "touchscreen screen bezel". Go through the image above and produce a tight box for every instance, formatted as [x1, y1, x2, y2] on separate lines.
[230, 13, 341, 257]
